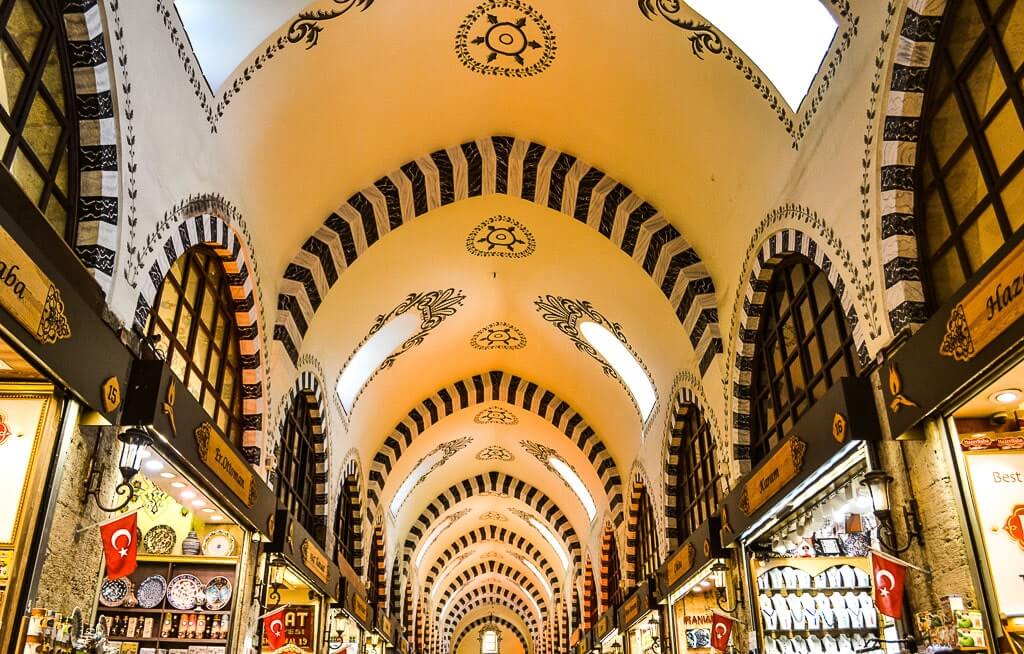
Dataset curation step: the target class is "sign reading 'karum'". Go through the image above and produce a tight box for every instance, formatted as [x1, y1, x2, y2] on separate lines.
[0, 227, 69, 344]
[739, 436, 807, 516]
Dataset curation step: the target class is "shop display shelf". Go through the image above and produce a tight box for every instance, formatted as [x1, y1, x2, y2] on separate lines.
[759, 587, 874, 596]
[136, 554, 238, 565]
[98, 607, 232, 614]
[763, 627, 881, 634]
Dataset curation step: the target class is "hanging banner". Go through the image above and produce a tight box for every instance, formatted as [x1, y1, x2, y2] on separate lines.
[263, 605, 315, 653]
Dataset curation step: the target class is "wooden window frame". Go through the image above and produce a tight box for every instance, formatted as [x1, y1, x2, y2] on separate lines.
[672, 405, 720, 543]
[635, 487, 660, 584]
[277, 391, 321, 544]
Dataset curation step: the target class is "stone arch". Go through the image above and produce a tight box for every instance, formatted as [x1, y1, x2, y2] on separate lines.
[335, 453, 364, 575]
[729, 227, 870, 475]
[435, 562, 550, 618]
[370, 521, 385, 605]
[444, 585, 541, 641]
[367, 370, 623, 527]
[878, 0, 947, 333]
[131, 204, 267, 464]
[274, 136, 722, 374]
[582, 555, 596, 630]
[451, 616, 530, 654]
[624, 467, 660, 586]
[394, 473, 582, 612]
[274, 370, 329, 532]
[600, 522, 622, 608]
[61, 0, 122, 291]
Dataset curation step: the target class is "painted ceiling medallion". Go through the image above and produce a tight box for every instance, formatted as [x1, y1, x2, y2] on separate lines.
[466, 215, 536, 258]
[474, 406, 519, 425]
[481, 511, 507, 522]
[455, 0, 556, 78]
[471, 322, 527, 350]
[476, 445, 514, 461]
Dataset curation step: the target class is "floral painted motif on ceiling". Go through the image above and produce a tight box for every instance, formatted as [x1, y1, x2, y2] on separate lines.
[455, 0, 556, 78]
[471, 322, 527, 350]
[466, 215, 536, 259]
[474, 406, 518, 425]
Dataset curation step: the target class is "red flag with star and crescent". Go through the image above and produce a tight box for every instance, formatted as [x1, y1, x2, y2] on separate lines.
[263, 607, 288, 651]
[99, 512, 138, 579]
[710, 611, 734, 652]
[871, 551, 908, 619]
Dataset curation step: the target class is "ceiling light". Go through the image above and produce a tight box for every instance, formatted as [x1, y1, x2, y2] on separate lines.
[181, 490, 196, 500]
[170, 482, 186, 489]
[211, 514, 224, 521]
[0, 359, 12, 370]
[992, 389, 1022, 404]
[579, 321, 657, 421]
[526, 516, 569, 572]
[191, 499, 206, 507]
[336, 312, 420, 412]
[520, 557, 553, 598]
[159, 472, 175, 479]
[143, 459, 163, 472]
[548, 456, 597, 521]
[201, 508, 215, 513]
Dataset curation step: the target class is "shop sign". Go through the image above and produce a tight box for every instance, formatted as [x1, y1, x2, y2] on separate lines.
[261, 605, 316, 652]
[595, 612, 613, 639]
[665, 542, 695, 587]
[101, 376, 121, 413]
[940, 238, 1024, 362]
[962, 447, 1024, 617]
[739, 437, 807, 516]
[301, 538, 329, 583]
[194, 422, 256, 507]
[0, 226, 70, 345]
[353, 592, 371, 625]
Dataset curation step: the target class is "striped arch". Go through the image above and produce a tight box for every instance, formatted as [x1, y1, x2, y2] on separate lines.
[600, 523, 621, 608]
[662, 381, 718, 550]
[393, 473, 583, 609]
[131, 208, 266, 464]
[451, 616, 531, 654]
[729, 227, 870, 473]
[443, 585, 541, 639]
[61, 0, 121, 291]
[423, 525, 562, 596]
[879, 0, 947, 333]
[582, 556, 596, 630]
[368, 370, 623, 526]
[371, 523, 386, 605]
[624, 469, 659, 587]
[335, 455, 364, 575]
[275, 371, 329, 530]
[435, 563, 549, 617]
[274, 135, 722, 374]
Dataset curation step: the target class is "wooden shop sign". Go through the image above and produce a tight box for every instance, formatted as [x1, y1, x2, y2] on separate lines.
[940, 238, 1024, 361]
[353, 592, 371, 624]
[194, 422, 256, 507]
[739, 437, 807, 516]
[595, 611, 614, 639]
[0, 226, 69, 345]
[301, 538, 329, 583]
[664, 542, 696, 587]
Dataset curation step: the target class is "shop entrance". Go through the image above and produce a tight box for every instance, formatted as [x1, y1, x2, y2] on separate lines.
[262, 556, 324, 654]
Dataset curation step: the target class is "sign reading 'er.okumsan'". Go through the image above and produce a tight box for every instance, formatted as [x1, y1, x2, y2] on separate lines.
[0, 227, 70, 344]
[941, 238, 1024, 361]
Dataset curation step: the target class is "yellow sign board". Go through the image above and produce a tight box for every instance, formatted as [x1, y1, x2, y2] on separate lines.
[621, 593, 641, 625]
[301, 538, 329, 584]
[739, 437, 807, 516]
[353, 593, 370, 623]
[941, 238, 1024, 361]
[194, 422, 255, 507]
[0, 227, 69, 344]
[665, 542, 696, 587]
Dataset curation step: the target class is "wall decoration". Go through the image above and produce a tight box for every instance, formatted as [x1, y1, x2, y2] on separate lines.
[338, 289, 467, 412]
[534, 295, 657, 422]
[473, 406, 518, 425]
[481, 511, 507, 522]
[476, 446, 514, 462]
[455, 0, 556, 78]
[155, 0, 375, 132]
[638, 0, 859, 149]
[470, 322, 527, 350]
[466, 215, 536, 258]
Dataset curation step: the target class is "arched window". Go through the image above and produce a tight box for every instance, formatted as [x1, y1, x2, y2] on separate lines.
[367, 524, 384, 606]
[749, 255, 860, 463]
[480, 629, 499, 654]
[276, 391, 322, 544]
[601, 526, 623, 608]
[0, 0, 78, 240]
[334, 471, 358, 566]
[634, 486, 660, 584]
[670, 403, 720, 545]
[916, 0, 1024, 306]
[146, 246, 244, 443]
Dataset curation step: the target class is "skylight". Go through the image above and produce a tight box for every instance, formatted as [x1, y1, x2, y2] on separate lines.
[520, 558, 553, 598]
[520, 585, 543, 618]
[526, 516, 569, 572]
[579, 322, 657, 421]
[173, 0, 309, 91]
[685, 0, 838, 110]
[416, 522, 445, 568]
[390, 446, 443, 517]
[336, 312, 419, 412]
[548, 456, 597, 521]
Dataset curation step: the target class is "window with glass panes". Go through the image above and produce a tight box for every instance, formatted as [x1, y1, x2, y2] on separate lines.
[671, 404, 720, 544]
[916, 0, 1024, 305]
[146, 246, 244, 444]
[334, 473, 358, 565]
[277, 391, 321, 543]
[749, 255, 860, 463]
[0, 0, 78, 240]
[634, 487, 659, 584]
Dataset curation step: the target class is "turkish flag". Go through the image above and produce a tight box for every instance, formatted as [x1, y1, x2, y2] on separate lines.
[99, 512, 138, 579]
[264, 607, 288, 651]
[710, 611, 734, 652]
[871, 551, 908, 619]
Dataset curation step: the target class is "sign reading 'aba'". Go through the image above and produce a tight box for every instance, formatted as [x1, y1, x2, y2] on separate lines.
[0, 227, 69, 344]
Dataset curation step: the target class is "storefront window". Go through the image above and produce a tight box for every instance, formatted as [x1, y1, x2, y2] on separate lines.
[277, 390, 323, 544]
[916, 0, 1024, 306]
[750, 256, 860, 463]
[327, 608, 363, 654]
[634, 486, 660, 585]
[146, 246, 244, 445]
[671, 403, 720, 544]
[0, 0, 77, 241]
[262, 560, 323, 654]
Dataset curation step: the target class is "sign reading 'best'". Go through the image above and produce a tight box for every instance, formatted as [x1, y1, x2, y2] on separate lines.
[0, 227, 70, 344]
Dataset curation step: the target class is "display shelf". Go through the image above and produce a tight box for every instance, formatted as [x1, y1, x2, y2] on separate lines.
[764, 628, 880, 634]
[111, 637, 227, 644]
[136, 553, 238, 565]
[754, 557, 871, 575]
[760, 587, 874, 596]
[98, 607, 232, 614]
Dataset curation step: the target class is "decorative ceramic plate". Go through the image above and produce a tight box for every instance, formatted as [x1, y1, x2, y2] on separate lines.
[136, 575, 167, 608]
[686, 629, 711, 649]
[202, 529, 236, 557]
[166, 574, 204, 610]
[99, 577, 131, 607]
[143, 524, 176, 555]
[204, 576, 232, 610]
